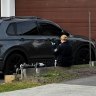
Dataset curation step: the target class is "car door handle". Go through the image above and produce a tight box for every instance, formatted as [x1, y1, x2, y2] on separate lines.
[46, 38, 51, 41]
[20, 38, 25, 41]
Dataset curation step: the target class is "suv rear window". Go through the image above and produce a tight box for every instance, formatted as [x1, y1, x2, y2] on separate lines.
[7, 23, 16, 35]
[16, 21, 39, 35]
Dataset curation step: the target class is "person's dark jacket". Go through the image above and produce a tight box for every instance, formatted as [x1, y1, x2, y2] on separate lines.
[54, 41, 73, 67]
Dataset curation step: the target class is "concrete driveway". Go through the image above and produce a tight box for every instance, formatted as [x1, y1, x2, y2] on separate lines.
[0, 83, 96, 96]
[1, 76, 96, 96]
[64, 75, 96, 86]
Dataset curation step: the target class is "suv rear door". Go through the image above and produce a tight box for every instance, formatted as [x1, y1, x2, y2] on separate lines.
[16, 20, 41, 60]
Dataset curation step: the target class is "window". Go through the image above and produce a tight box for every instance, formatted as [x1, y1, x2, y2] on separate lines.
[39, 23, 62, 36]
[7, 23, 16, 35]
[16, 21, 39, 35]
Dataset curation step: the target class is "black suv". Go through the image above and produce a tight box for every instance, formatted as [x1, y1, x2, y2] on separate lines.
[0, 16, 95, 74]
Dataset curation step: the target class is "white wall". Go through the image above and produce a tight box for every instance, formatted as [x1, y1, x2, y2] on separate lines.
[1, 0, 15, 17]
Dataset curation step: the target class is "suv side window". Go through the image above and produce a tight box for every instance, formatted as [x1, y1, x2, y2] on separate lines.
[7, 23, 16, 35]
[39, 22, 62, 36]
[16, 21, 39, 35]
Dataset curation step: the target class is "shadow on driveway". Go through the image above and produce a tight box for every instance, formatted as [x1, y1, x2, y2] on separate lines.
[0, 73, 4, 83]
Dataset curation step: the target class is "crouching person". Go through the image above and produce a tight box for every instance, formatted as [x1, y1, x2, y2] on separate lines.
[54, 34, 73, 67]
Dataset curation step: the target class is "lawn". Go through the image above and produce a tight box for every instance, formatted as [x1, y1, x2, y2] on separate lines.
[0, 64, 96, 93]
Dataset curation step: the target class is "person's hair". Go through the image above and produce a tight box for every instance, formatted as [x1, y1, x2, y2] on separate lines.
[60, 35, 68, 42]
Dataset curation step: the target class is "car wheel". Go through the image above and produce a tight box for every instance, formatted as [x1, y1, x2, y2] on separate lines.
[4, 53, 26, 75]
[75, 48, 95, 64]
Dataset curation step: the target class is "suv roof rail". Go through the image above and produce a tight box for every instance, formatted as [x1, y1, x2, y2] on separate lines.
[0, 16, 41, 21]
[0, 17, 14, 21]
[11, 16, 41, 19]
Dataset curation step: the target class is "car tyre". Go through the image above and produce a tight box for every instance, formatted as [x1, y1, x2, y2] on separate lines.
[4, 52, 26, 75]
[75, 48, 95, 64]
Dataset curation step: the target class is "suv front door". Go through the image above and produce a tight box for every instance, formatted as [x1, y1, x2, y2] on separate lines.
[38, 21, 63, 58]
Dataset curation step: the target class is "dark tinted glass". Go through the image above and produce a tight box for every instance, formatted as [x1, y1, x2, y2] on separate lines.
[39, 23, 62, 36]
[17, 21, 38, 35]
[7, 23, 16, 35]
[16, 22, 22, 35]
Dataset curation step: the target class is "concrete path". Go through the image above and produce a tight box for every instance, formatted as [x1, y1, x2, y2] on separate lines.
[0, 83, 96, 96]
[64, 75, 96, 86]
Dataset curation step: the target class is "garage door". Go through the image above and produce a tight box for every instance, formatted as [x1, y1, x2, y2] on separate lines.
[16, 0, 96, 39]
